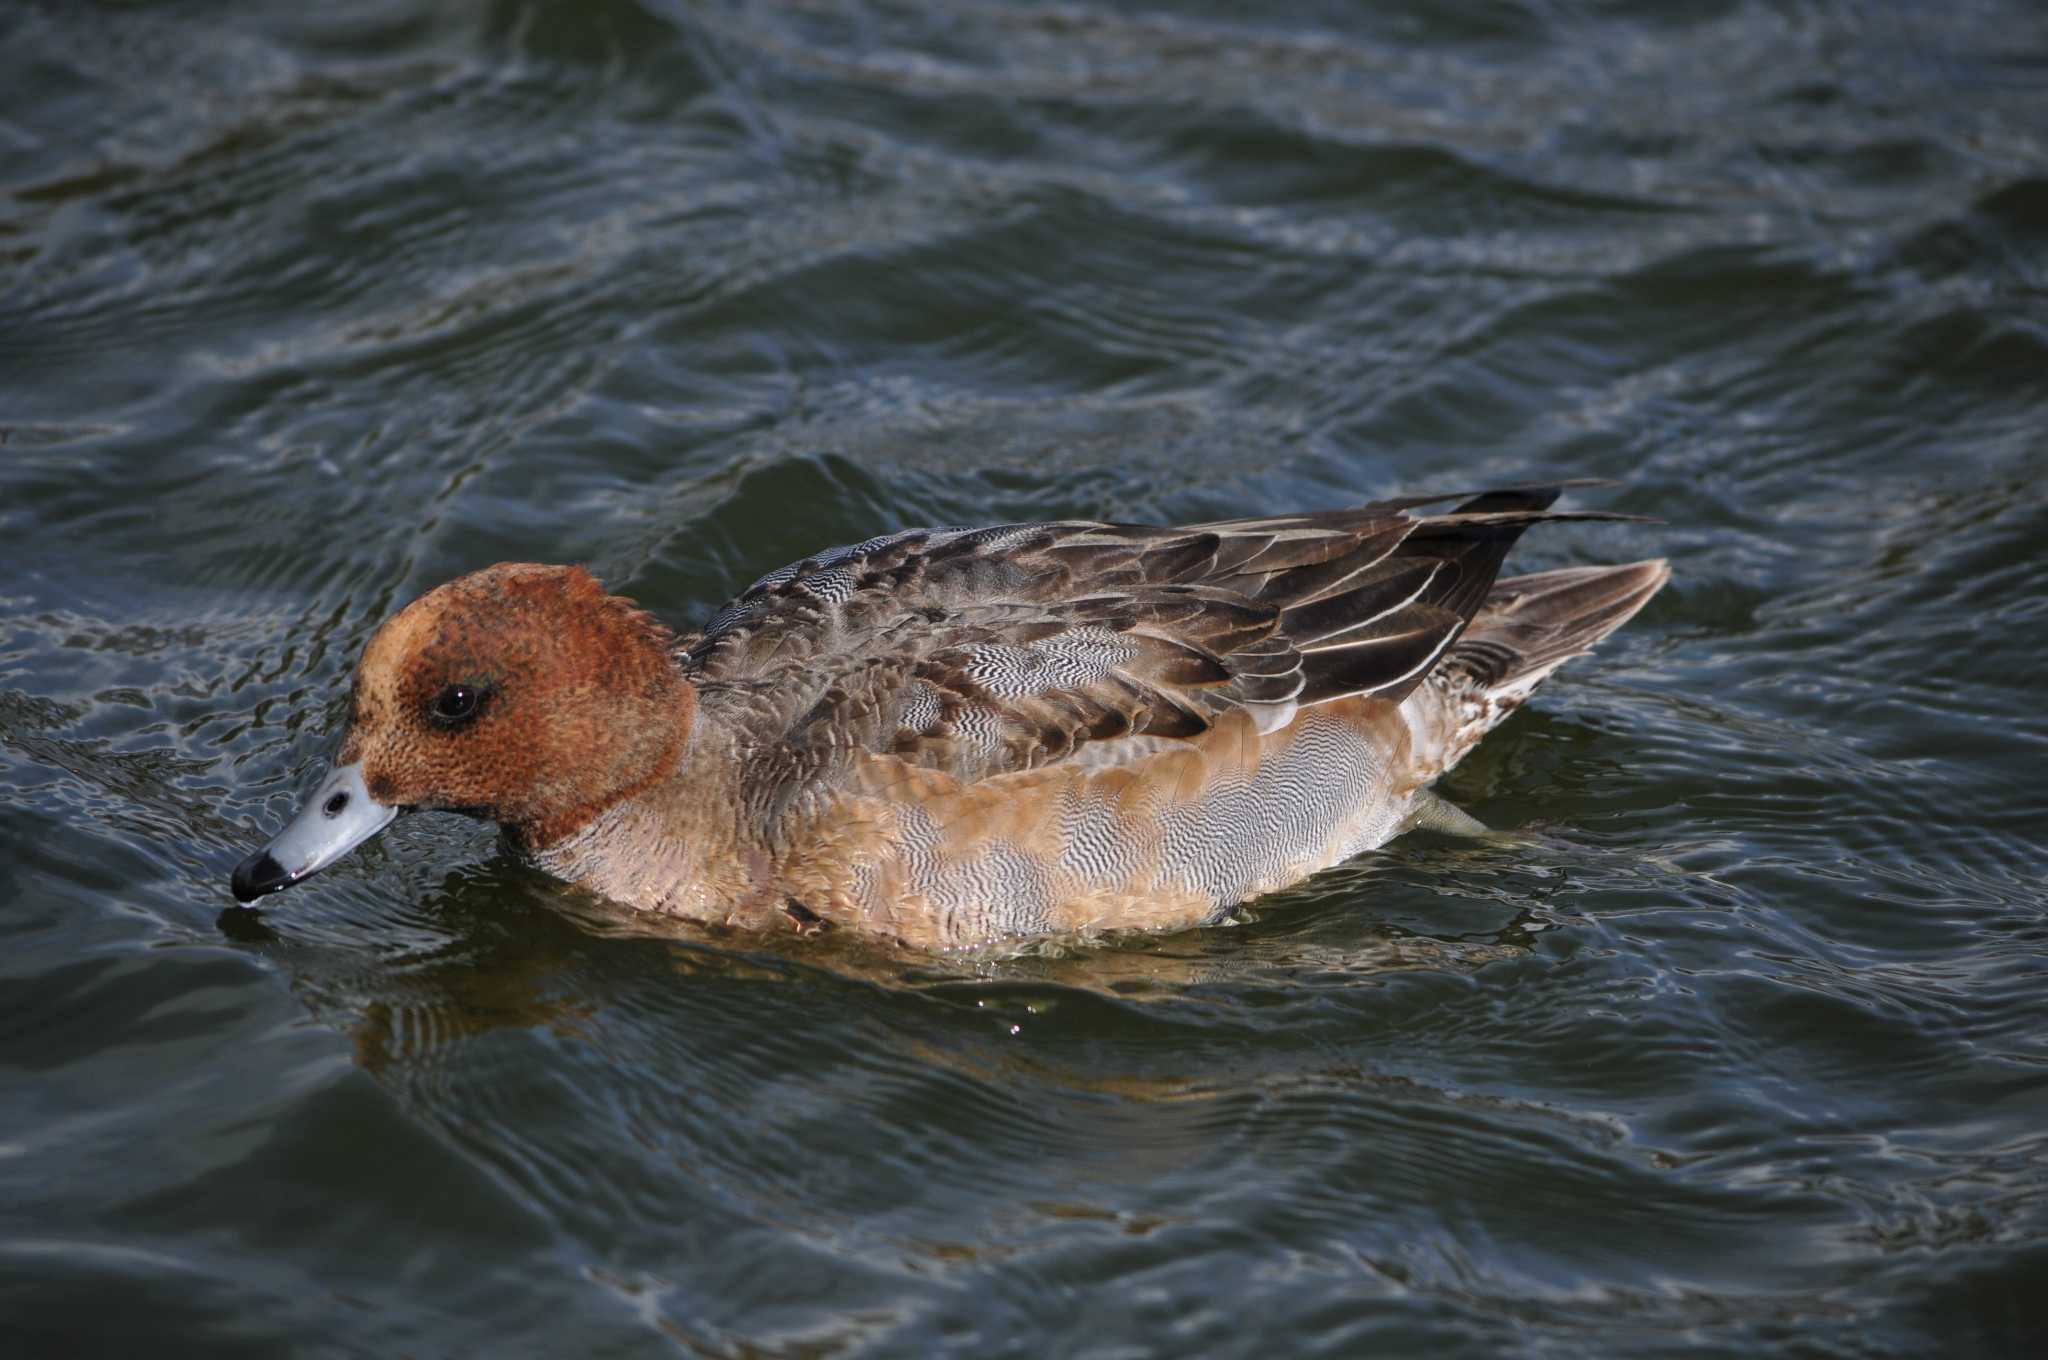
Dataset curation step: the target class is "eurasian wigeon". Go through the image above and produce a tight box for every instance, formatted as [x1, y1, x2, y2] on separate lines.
[231, 484, 1668, 949]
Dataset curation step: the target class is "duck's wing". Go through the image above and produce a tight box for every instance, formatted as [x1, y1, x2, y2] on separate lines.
[684, 486, 1634, 786]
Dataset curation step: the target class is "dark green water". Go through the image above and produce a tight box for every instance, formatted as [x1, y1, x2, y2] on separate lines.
[5, 1, 2048, 1354]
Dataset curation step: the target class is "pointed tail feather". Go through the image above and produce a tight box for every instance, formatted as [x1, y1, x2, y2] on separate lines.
[1446, 559, 1671, 701]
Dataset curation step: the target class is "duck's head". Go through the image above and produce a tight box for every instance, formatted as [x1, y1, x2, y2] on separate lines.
[231, 563, 690, 903]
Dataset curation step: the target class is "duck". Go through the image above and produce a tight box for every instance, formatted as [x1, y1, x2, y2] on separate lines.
[229, 483, 1667, 949]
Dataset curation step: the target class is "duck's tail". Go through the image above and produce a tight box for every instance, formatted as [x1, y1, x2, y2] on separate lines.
[1421, 558, 1671, 776]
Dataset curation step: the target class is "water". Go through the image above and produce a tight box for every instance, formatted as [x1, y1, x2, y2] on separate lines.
[4, 0, 2047, 1353]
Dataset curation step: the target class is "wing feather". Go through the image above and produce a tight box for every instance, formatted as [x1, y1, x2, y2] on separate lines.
[684, 487, 1635, 786]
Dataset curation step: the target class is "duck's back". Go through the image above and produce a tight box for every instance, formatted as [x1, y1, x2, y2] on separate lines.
[676, 486, 1663, 947]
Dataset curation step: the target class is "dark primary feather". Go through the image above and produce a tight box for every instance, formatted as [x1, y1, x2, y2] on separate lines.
[679, 487, 1638, 788]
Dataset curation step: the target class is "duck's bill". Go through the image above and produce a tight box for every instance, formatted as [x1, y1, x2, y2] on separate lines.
[230, 762, 398, 903]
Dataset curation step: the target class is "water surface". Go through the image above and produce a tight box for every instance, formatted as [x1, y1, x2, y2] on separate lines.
[5, 1, 2048, 1354]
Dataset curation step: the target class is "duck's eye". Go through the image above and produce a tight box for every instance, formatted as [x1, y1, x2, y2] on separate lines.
[429, 682, 486, 727]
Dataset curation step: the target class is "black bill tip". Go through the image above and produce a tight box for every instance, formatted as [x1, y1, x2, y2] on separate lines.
[230, 850, 292, 903]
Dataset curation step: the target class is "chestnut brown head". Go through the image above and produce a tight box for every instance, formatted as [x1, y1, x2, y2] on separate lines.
[231, 564, 691, 902]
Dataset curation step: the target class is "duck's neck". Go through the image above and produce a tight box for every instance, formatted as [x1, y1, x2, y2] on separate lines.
[520, 713, 780, 925]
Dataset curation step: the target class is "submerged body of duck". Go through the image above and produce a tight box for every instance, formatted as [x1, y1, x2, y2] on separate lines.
[231, 484, 1667, 949]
